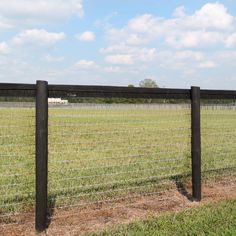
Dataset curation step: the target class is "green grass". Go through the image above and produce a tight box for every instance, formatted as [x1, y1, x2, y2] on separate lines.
[88, 199, 236, 236]
[0, 104, 236, 216]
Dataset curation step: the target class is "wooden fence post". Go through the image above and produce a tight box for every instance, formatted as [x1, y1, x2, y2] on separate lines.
[191, 86, 201, 201]
[35, 80, 48, 231]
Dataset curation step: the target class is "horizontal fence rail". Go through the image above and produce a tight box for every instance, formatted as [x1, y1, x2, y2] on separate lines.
[0, 81, 236, 234]
[1, 83, 236, 99]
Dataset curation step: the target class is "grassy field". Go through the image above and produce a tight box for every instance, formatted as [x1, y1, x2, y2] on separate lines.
[0, 104, 236, 218]
[88, 199, 236, 236]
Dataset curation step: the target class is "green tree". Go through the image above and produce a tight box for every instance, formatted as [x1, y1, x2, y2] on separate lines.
[139, 78, 158, 88]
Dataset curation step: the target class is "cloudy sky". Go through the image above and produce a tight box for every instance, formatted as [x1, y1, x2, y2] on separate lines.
[0, 0, 236, 89]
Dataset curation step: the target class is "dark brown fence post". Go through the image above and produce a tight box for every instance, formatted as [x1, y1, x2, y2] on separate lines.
[35, 80, 48, 232]
[191, 86, 201, 201]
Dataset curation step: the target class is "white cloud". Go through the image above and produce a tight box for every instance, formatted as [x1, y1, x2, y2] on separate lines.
[75, 60, 96, 69]
[225, 33, 236, 48]
[125, 34, 147, 45]
[0, 0, 83, 26]
[128, 14, 157, 33]
[76, 31, 95, 42]
[101, 44, 157, 65]
[44, 54, 64, 62]
[173, 6, 185, 18]
[198, 61, 216, 69]
[12, 29, 65, 45]
[0, 42, 10, 53]
[166, 31, 224, 49]
[156, 49, 219, 73]
[106, 3, 234, 48]
[1, 2, 236, 88]
[100, 44, 129, 54]
[0, 17, 12, 30]
[107, 17, 158, 45]
[189, 3, 234, 30]
[107, 28, 128, 42]
[99, 2, 236, 82]
[103, 66, 123, 73]
[215, 50, 236, 59]
[136, 48, 157, 62]
[174, 50, 205, 61]
[94, 12, 118, 30]
[105, 54, 134, 65]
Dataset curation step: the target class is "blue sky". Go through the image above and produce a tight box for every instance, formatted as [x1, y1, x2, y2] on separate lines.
[0, 1, 236, 89]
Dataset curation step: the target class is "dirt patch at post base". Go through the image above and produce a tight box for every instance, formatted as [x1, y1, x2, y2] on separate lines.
[1, 180, 236, 236]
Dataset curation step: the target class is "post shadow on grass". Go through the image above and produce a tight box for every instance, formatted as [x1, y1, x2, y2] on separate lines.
[170, 174, 193, 201]
[46, 194, 56, 228]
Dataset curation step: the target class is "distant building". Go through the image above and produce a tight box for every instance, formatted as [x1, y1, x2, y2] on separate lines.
[48, 98, 68, 105]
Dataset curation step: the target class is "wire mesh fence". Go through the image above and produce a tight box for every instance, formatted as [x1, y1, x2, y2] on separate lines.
[1, 82, 236, 235]
[0, 99, 35, 226]
[47, 101, 192, 223]
[201, 100, 236, 185]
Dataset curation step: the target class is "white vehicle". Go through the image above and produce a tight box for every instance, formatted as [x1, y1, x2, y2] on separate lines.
[48, 98, 68, 105]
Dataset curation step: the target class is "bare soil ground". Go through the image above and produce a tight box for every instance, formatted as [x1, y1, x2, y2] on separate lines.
[1, 179, 236, 236]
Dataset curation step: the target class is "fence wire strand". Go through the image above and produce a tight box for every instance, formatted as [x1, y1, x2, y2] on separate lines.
[201, 101, 236, 183]
[1, 95, 236, 235]
[0, 101, 35, 225]
[47, 101, 192, 229]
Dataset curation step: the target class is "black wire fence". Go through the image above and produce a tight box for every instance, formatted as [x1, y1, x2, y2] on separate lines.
[0, 99, 35, 227]
[201, 100, 236, 183]
[48, 102, 191, 222]
[0, 81, 236, 233]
